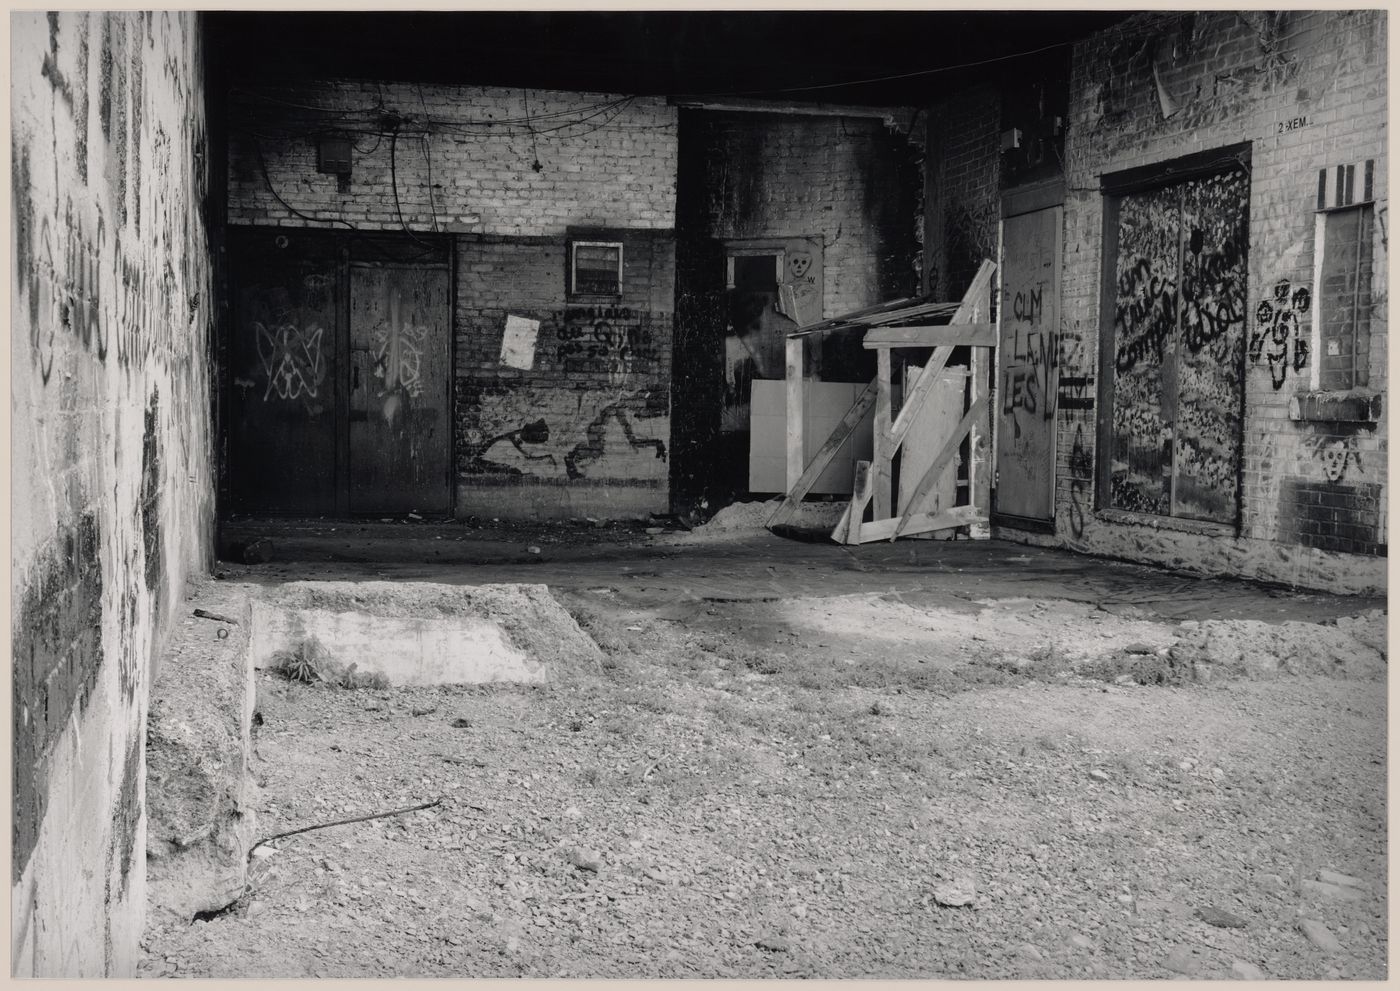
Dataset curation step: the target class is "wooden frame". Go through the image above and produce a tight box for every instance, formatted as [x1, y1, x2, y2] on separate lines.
[768, 260, 997, 544]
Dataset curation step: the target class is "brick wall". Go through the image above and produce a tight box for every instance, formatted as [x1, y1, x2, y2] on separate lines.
[1051, 9, 1387, 592]
[685, 111, 922, 318]
[11, 11, 215, 975]
[926, 11, 1387, 593]
[671, 109, 921, 501]
[454, 231, 674, 519]
[227, 80, 679, 518]
[925, 84, 1002, 301]
[227, 80, 677, 237]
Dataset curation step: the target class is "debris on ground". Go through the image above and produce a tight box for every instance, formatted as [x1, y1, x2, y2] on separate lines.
[140, 556, 1385, 980]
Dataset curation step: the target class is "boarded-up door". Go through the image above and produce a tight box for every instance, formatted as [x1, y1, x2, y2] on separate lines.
[228, 231, 340, 515]
[995, 205, 1062, 523]
[227, 229, 453, 516]
[348, 262, 452, 514]
[1104, 166, 1248, 524]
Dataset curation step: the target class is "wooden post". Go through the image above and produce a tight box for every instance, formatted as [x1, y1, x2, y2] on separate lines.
[845, 460, 873, 544]
[785, 336, 804, 493]
[967, 269, 992, 537]
[873, 348, 893, 521]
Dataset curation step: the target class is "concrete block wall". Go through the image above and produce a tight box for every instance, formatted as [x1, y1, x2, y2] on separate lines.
[1051, 9, 1387, 592]
[227, 80, 679, 518]
[454, 231, 675, 520]
[11, 11, 215, 976]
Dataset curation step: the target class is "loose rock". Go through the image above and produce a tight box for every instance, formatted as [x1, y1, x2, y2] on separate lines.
[1196, 905, 1247, 928]
[755, 935, 791, 953]
[1302, 879, 1364, 902]
[1318, 869, 1366, 890]
[931, 876, 976, 908]
[568, 847, 603, 873]
[1162, 945, 1202, 975]
[1231, 959, 1265, 980]
[1299, 918, 1342, 952]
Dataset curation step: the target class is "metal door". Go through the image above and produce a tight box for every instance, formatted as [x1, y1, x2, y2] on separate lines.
[228, 231, 340, 515]
[994, 205, 1062, 524]
[347, 261, 452, 514]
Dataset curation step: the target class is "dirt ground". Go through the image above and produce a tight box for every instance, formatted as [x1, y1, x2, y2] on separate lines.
[141, 516, 1387, 980]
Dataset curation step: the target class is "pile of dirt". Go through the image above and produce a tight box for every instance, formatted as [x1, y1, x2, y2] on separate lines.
[676, 500, 849, 543]
[1171, 610, 1386, 681]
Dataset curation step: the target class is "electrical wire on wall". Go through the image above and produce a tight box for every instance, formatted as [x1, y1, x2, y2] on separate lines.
[388, 126, 435, 246]
[250, 133, 360, 232]
[420, 134, 442, 232]
[523, 88, 543, 172]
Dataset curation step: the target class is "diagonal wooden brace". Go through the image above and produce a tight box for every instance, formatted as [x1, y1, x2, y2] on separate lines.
[891, 393, 989, 540]
[767, 381, 879, 528]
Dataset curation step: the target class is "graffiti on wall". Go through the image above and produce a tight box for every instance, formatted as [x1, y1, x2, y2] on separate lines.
[256, 321, 326, 401]
[1250, 279, 1311, 389]
[1001, 327, 1088, 433]
[1303, 434, 1362, 484]
[557, 306, 658, 386]
[17, 14, 207, 388]
[1109, 169, 1247, 522]
[1067, 423, 1093, 538]
[463, 385, 668, 482]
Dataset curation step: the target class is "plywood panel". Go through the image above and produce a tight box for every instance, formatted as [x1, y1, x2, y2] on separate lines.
[1173, 169, 1248, 523]
[228, 231, 340, 515]
[348, 263, 452, 513]
[750, 379, 878, 494]
[1109, 184, 1179, 516]
[994, 206, 1061, 522]
[898, 365, 963, 524]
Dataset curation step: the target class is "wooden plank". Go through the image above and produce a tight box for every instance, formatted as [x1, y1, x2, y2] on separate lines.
[851, 301, 960, 326]
[786, 293, 929, 337]
[767, 381, 878, 527]
[897, 363, 962, 523]
[887, 346, 953, 454]
[892, 393, 989, 540]
[872, 349, 893, 521]
[784, 336, 804, 492]
[854, 505, 986, 543]
[950, 260, 997, 326]
[862, 323, 998, 349]
[966, 267, 993, 538]
[830, 502, 852, 543]
[843, 460, 873, 544]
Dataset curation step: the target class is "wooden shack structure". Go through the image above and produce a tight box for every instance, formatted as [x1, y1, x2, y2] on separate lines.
[767, 261, 997, 543]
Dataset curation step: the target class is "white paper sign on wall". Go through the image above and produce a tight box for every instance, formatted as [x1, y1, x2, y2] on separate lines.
[500, 315, 541, 370]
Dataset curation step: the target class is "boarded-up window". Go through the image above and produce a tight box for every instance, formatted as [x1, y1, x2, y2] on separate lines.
[1317, 205, 1374, 391]
[1100, 158, 1249, 525]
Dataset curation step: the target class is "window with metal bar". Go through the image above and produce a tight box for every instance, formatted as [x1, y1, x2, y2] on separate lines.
[1316, 204, 1374, 392]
